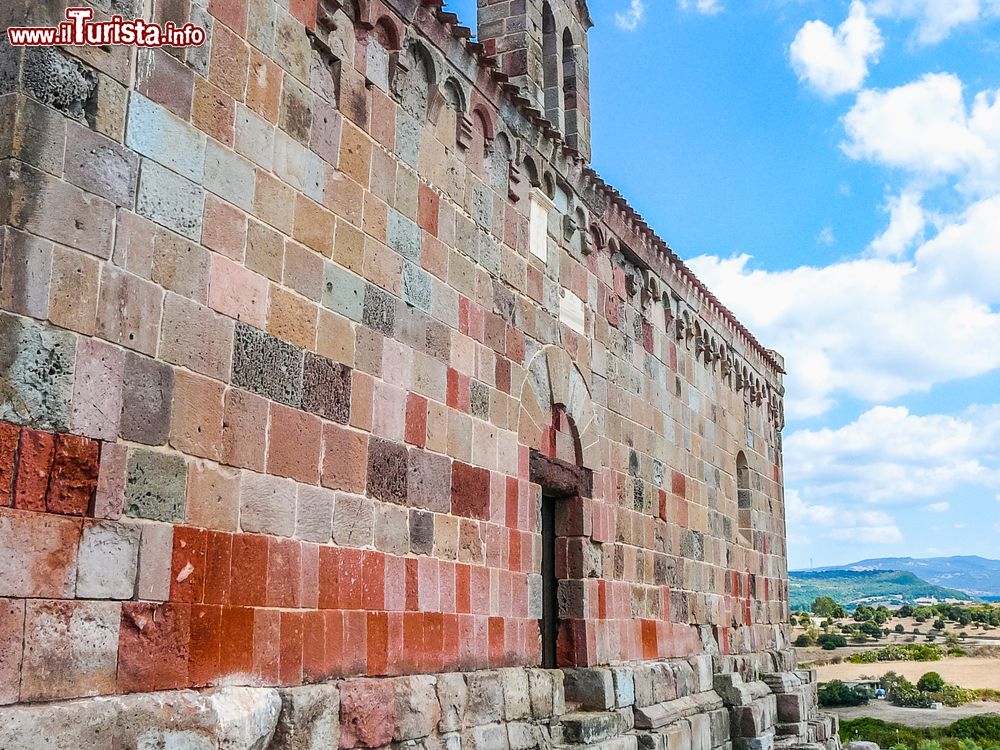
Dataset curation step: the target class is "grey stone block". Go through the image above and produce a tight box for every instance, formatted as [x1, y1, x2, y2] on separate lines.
[119, 351, 174, 445]
[126, 93, 205, 180]
[362, 283, 396, 336]
[394, 675, 440, 741]
[612, 667, 636, 708]
[565, 668, 615, 711]
[436, 673, 468, 733]
[204, 140, 255, 211]
[388, 208, 422, 262]
[136, 159, 204, 241]
[0, 312, 75, 430]
[272, 684, 340, 750]
[403, 262, 432, 312]
[76, 520, 141, 599]
[125, 448, 188, 522]
[322, 263, 365, 321]
[466, 671, 504, 727]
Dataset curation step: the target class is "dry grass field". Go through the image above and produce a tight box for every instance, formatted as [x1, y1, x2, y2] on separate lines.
[816, 657, 1000, 690]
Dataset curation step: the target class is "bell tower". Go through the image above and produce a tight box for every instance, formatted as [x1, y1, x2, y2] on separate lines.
[477, 0, 593, 160]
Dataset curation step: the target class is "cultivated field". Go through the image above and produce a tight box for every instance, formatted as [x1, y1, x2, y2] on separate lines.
[817, 657, 1000, 690]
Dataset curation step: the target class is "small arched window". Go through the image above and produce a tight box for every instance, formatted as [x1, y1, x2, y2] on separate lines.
[541, 3, 561, 130]
[562, 28, 578, 145]
[736, 451, 753, 547]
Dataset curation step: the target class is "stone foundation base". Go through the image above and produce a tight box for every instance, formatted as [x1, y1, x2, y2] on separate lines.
[0, 654, 841, 750]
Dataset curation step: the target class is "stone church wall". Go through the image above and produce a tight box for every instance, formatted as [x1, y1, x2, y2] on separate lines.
[0, 0, 836, 746]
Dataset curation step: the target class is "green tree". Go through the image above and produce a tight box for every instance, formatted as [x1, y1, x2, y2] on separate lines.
[917, 672, 945, 692]
[933, 619, 946, 631]
[812, 596, 842, 618]
[895, 624, 905, 633]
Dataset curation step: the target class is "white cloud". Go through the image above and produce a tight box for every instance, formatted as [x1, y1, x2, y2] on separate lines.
[615, 0, 646, 30]
[817, 226, 835, 246]
[843, 73, 1000, 196]
[790, 1, 884, 97]
[787, 490, 904, 545]
[868, 191, 927, 257]
[869, 0, 1000, 44]
[687, 245, 1000, 418]
[679, 0, 724, 15]
[784, 405, 1000, 504]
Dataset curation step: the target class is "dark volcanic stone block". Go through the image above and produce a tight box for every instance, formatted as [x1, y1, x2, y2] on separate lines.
[301, 352, 351, 423]
[231, 322, 303, 407]
[366, 437, 407, 504]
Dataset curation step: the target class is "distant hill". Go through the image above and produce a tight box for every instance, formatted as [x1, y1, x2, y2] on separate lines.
[810, 556, 1000, 598]
[788, 569, 976, 611]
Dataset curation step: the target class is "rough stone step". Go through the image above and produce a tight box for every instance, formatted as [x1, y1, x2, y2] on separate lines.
[561, 710, 624, 745]
[566, 734, 639, 750]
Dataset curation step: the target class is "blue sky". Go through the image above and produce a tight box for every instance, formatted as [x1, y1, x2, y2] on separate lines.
[447, 0, 1000, 569]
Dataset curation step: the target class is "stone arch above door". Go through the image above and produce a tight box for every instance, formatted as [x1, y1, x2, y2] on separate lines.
[518, 345, 599, 471]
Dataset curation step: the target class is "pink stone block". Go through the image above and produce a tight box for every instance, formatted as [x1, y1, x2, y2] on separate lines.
[93, 442, 128, 519]
[70, 337, 125, 441]
[207, 254, 268, 327]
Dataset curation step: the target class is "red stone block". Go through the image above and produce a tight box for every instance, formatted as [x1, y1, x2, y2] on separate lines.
[253, 608, 280, 685]
[189, 604, 222, 687]
[641, 618, 657, 660]
[118, 602, 191, 693]
[338, 548, 365, 610]
[203, 531, 233, 605]
[342, 610, 367, 675]
[441, 613, 460, 672]
[339, 679, 396, 748]
[423, 612, 443, 672]
[324, 610, 344, 676]
[439, 561, 456, 613]
[470, 565, 490, 615]
[13, 428, 54, 512]
[383, 554, 406, 612]
[488, 616, 504, 667]
[318, 546, 339, 610]
[301, 610, 327, 683]
[417, 556, 439, 612]
[451, 461, 490, 520]
[0, 423, 19, 507]
[47, 432, 100, 515]
[362, 550, 385, 610]
[404, 558, 421, 613]
[0, 507, 83, 600]
[321, 423, 368, 493]
[279, 610, 304, 687]
[0, 597, 25, 703]
[300, 542, 320, 610]
[135, 47, 194, 119]
[219, 605, 254, 678]
[171, 526, 209, 603]
[671, 470, 686, 498]
[267, 404, 322, 484]
[230, 533, 268, 607]
[288, 0, 317, 30]
[445, 368, 470, 412]
[404, 393, 427, 447]
[495, 357, 511, 395]
[458, 614, 476, 670]
[455, 563, 471, 614]
[417, 184, 439, 236]
[366, 612, 388, 676]
[266, 537, 302, 608]
[208, 0, 248, 35]
[401, 612, 423, 674]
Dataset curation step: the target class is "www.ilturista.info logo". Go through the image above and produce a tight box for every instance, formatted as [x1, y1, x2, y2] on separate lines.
[7, 7, 206, 47]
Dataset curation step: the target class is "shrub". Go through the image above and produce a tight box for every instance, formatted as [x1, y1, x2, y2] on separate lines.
[819, 680, 870, 708]
[918, 672, 946, 692]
